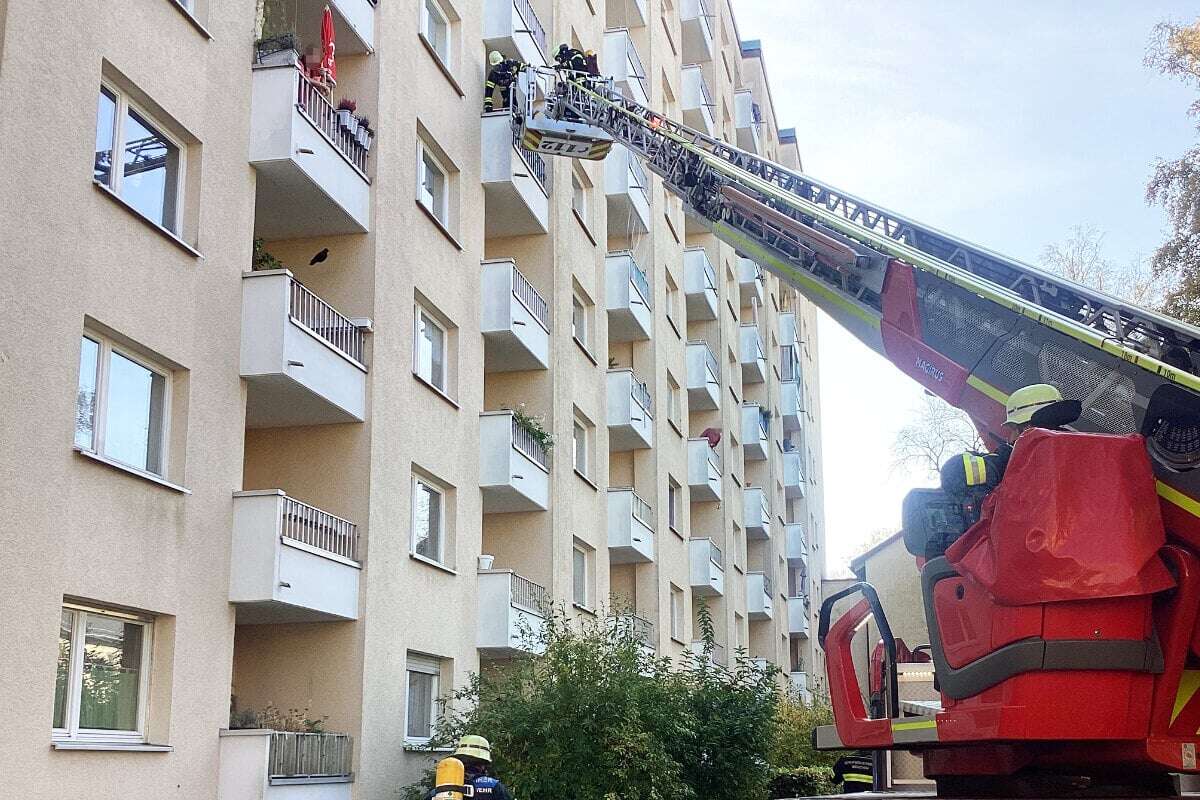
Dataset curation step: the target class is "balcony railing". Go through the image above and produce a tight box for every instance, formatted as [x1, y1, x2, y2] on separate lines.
[268, 731, 353, 779]
[511, 123, 547, 188]
[615, 614, 655, 646]
[704, 441, 722, 474]
[630, 489, 654, 528]
[289, 277, 366, 366]
[706, 539, 724, 568]
[296, 70, 368, 174]
[514, 0, 547, 54]
[631, 376, 653, 416]
[511, 415, 550, 470]
[781, 344, 799, 382]
[629, 258, 653, 310]
[281, 495, 360, 561]
[695, 341, 718, 382]
[761, 574, 774, 596]
[510, 262, 550, 331]
[510, 571, 550, 613]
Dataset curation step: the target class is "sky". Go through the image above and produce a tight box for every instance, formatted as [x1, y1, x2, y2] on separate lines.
[733, 1, 1200, 577]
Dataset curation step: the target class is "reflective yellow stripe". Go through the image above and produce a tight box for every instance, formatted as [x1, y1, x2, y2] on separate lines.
[843, 773, 872, 783]
[892, 719, 937, 732]
[966, 375, 1009, 404]
[1158, 480, 1200, 520]
[962, 453, 986, 486]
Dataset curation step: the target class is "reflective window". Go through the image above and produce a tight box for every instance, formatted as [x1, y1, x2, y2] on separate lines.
[573, 420, 588, 476]
[418, 145, 447, 223]
[94, 88, 117, 184]
[412, 477, 444, 562]
[572, 545, 588, 607]
[405, 653, 441, 741]
[415, 310, 446, 390]
[421, 0, 450, 63]
[93, 85, 182, 233]
[54, 605, 151, 741]
[75, 337, 99, 450]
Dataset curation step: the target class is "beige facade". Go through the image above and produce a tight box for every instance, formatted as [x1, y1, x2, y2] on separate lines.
[0, 0, 825, 797]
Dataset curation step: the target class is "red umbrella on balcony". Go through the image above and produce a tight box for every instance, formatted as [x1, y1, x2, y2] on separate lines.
[320, 4, 337, 85]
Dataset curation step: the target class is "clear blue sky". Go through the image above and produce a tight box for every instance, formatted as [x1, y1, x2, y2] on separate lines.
[734, 1, 1199, 575]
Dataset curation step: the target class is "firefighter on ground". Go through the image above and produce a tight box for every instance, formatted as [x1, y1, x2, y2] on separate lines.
[832, 750, 875, 792]
[483, 51, 524, 113]
[425, 735, 513, 800]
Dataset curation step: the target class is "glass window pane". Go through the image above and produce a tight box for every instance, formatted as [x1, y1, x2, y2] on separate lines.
[75, 337, 100, 450]
[406, 670, 435, 738]
[425, 0, 448, 57]
[573, 422, 586, 474]
[121, 108, 179, 231]
[420, 151, 444, 220]
[95, 88, 117, 185]
[104, 351, 165, 474]
[78, 615, 144, 732]
[417, 313, 445, 389]
[413, 481, 441, 560]
[572, 548, 587, 606]
[54, 610, 74, 729]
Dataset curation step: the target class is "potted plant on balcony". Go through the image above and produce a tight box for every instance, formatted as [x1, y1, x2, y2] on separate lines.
[355, 115, 374, 151]
[336, 98, 358, 135]
[509, 404, 555, 452]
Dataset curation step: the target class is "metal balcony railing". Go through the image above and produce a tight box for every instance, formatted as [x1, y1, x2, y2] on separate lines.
[510, 571, 549, 613]
[280, 495, 359, 561]
[615, 614, 655, 646]
[268, 731, 353, 779]
[513, 0, 547, 54]
[629, 257, 653, 310]
[289, 277, 366, 366]
[781, 344, 799, 382]
[705, 539, 724, 568]
[511, 123, 547, 188]
[510, 262, 550, 331]
[705, 441, 722, 474]
[630, 489, 654, 529]
[631, 375, 653, 416]
[296, 70, 368, 174]
[761, 574, 774, 596]
[511, 414, 550, 470]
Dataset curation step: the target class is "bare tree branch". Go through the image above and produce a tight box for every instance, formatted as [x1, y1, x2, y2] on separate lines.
[891, 395, 982, 479]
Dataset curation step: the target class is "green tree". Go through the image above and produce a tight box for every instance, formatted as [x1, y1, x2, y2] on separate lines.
[770, 694, 837, 771]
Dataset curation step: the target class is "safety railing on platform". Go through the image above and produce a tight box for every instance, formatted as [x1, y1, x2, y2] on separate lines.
[510, 262, 550, 331]
[630, 489, 654, 529]
[280, 494, 359, 562]
[289, 277, 366, 366]
[510, 571, 550, 613]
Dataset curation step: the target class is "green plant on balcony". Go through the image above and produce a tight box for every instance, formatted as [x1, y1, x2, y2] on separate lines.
[252, 238, 285, 272]
[509, 403, 555, 452]
[228, 701, 329, 733]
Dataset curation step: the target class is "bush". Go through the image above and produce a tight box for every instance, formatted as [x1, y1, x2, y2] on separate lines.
[768, 765, 836, 799]
[770, 694, 838, 771]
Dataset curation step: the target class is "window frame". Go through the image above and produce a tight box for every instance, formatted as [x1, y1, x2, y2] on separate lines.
[572, 418, 589, 478]
[669, 584, 684, 642]
[571, 292, 590, 351]
[75, 332, 172, 479]
[572, 543, 591, 609]
[419, 0, 452, 66]
[94, 82, 186, 235]
[571, 171, 588, 224]
[667, 477, 681, 533]
[417, 139, 450, 225]
[53, 603, 154, 744]
[411, 475, 446, 565]
[404, 653, 442, 744]
[413, 304, 448, 392]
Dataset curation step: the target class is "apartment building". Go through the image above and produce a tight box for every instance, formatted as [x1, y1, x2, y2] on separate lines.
[0, 0, 825, 797]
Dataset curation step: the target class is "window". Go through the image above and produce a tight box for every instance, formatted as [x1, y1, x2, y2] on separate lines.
[405, 653, 443, 742]
[669, 584, 684, 641]
[572, 541, 593, 608]
[571, 171, 588, 223]
[418, 142, 449, 224]
[668, 478, 681, 532]
[75, 333, 170, 478]
[412, 476, 445, 563]
[420, 0, 451, 64]
[571, 292, 590, 350]
[666, 372, 682, 430]
[664, 271, 681, 334]
[734, 612, 744, 649]
[414, 307, 447, 391]
[573, 418, 588, 477]
[54, 604, 153, 742]
[94, 84, 182, 233]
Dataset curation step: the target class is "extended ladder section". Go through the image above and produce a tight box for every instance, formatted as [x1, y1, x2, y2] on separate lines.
[522, 70, 1200, 539]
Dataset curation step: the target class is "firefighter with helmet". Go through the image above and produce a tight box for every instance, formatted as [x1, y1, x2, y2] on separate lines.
[554, 43, 588, 74]
[483, 51, 524, 113]
[426, 735, 513, 800]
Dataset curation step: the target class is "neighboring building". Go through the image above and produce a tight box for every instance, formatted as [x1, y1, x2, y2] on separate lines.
[0, 0, 825, 798]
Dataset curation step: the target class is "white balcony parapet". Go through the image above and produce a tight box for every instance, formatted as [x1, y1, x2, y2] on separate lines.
[739, 324, 767, 384]
[679, 0, 713, 63]
[482, 112, 549, 237]
[608, 488, 655, 564]
[604, 146, 651, 237]
[480, 411, 550, 513]
[481, 259, 550, 372]
[241, 270, 368, 428]
[229, 490, 361, 623]
[781, 379, 802, 431]
[482, 0, 549, 67]
[604, 29, 649, 106]
[607, 369, 654, 451]
[687, 438, 722, 502]
[783, 450, 805, 499]
[683, 247, 718, 321]
[788, 595, 810, 638]
[681, 65, 715, 136]
[737, 257, 765, 307]
[250, 63, 370, 239]
[688, 640, 726, 666]
[478, 569, 549, 657]
[686, 340, 720, 411]
[605, 251, 653, 341]
[605, 0, 647, 28]
[689, 538, 725, 597]
[744, 487, 770, 540]
[734, 89, 762, 154]
[747, 572, 774, 621]
[786, 523, 809, 567]
[742, 404, 769, 461]
[218, 729, 353, 800]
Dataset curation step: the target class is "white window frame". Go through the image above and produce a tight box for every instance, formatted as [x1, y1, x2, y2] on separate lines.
[95, 82, 185, 234]
[411, 475, 446, 564]
[572, 543, 590, 609]
[420, 0, 452, 65]
[413, 304, 448, 392]
[571, 293, 589, 349]
[668, 478, 680, 532]
[669, 584, 684, 642]
[54, 603, 153, 744]
[404, 653, 442, 744]
[666, 373, 681, 429]
[573, 418, 588, 478]
[417, 140, 450, 225]
[75, 332, 172, 479]
[571, 172, 587, 221]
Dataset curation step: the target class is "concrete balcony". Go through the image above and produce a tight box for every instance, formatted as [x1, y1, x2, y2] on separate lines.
[478, 569, 549, 657]
[683, 247, 719, 321]
[482, 112, 549, 237]
[603, 28, 649, 106]
[689, 538, 725, 597]
[614, 614, 656, 656]
[605, 0, 646, 28]
[687, 437, 722, 502]
[608, 488, 655, 564]
[734, 89, 762, 154]
[737, 257, 765, 307]
[742, 403, 769, 461]
[781, 379, 802, 431]
[788, 595, 810, 638]
[605, 251, 653, 341]
[788, 671, 813, 703]
[481, 259, 550, 372]
[679, 0, 713, 63]
[686, 340, 721, 411]
[480, 411, 550, 513]
[779, 311, 799, 350]
[249, 64, 371, 239]
[783, 450, 805, 499]
[739, 324, 767, 384]
[681, 65, 715, 136]
[229, 490, 361, 623]
[607, 369, 654, 451]
[241, 271, 367, 428]
[605, 147, 651, 237]
[785, 523, 808, 569]
[689, 640, 726, 667]
[743, 487, 771, 541]
[482, 0, 549, 67]
[217, 730, 353, 800]
[746, 572, 774, 621]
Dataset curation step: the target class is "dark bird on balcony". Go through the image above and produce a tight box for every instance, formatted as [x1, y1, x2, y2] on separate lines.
[309, 248, 330, 266]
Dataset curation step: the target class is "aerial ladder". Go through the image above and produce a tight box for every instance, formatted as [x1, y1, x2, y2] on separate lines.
[517, 66, 1200, 794]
